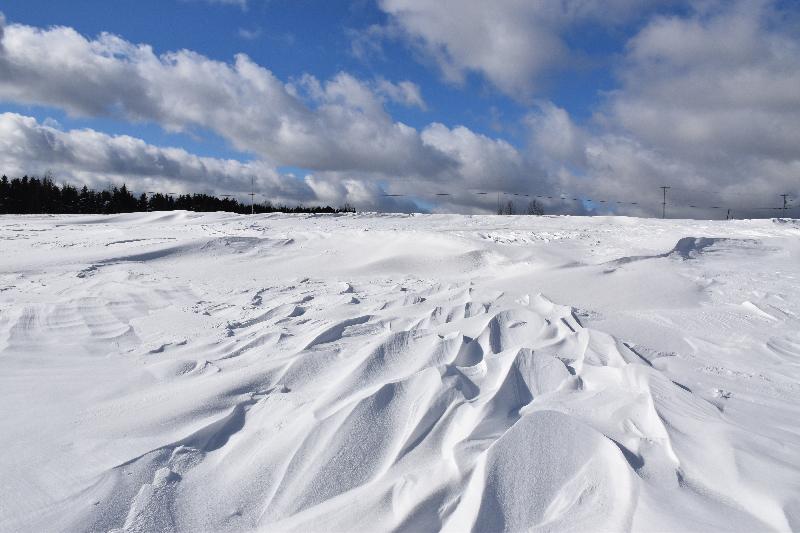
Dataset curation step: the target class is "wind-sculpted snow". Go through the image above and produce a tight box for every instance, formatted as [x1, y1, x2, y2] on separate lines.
[1, 212, 799, 532]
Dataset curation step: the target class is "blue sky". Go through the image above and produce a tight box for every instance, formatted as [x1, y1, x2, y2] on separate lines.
[0, 0, 798, 216]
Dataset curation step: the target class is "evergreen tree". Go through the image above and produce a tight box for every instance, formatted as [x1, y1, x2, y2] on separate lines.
[0, 173, 354, 215]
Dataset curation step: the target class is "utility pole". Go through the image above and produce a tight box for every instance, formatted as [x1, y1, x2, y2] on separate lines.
[249, 176, 256, 215]
[780, 194, 789, 216]
[660, 186, 670, 219]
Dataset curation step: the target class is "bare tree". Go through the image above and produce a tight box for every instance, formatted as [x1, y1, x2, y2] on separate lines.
[504, 200, 515, 215]
[526, 199, 544, 215]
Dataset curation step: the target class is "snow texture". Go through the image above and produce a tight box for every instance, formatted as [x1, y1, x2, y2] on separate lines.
[1, 211, 799, 532]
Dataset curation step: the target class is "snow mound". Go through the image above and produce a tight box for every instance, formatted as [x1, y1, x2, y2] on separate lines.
[1, 212, 798, 532]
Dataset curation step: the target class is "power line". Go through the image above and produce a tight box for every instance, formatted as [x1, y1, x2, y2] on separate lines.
[666, 185, 752, 198]
[379, 187, 798, 218]
[383, 174, 790, 206]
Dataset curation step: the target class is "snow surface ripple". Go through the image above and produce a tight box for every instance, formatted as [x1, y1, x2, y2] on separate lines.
[1, 211, 799, 532]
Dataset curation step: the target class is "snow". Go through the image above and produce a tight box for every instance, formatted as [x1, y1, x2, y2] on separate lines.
[1, 211, 799, 532]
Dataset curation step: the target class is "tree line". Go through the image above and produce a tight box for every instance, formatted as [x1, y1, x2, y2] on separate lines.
[0, 175, 355, 215]
[497, 199, 545, 215]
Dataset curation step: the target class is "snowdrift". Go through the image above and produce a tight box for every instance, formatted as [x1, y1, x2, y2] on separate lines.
[1, 212, 799, 532]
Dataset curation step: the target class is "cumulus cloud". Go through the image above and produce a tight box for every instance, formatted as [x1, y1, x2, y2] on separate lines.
[419, 123, 554, 212]
[0, 18, 448, 176]
[303, 173, 421, 212]
[375, 78, 426, 110]
[6, 4, 795, 218]
[290, 123, 552, 213]
[422, 123, 531, 188]
[0, 16, 570, 214]
[375, 0, 676, 98]
[526, 102, 587, 167]
[0, 111, 548, 214]
[0, 112, 314, 203]
[614, 1, 800, 164]
[529, 1, 800, 217]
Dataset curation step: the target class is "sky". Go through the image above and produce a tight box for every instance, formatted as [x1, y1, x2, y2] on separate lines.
[0, 0, 798, 217]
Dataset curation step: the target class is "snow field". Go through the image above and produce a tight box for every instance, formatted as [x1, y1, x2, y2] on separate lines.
[1, 212, 799, 532]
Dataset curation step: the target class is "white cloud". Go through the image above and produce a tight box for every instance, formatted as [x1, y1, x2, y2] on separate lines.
[0, 18, 449, 177]
[375, 79, 426, 110]
[7, 5, 795, 218]
[303, 173, 420, 212]
[421, 123, 530, 188]
[0, 111, 549, 214]
[0, 16, 565, 214]
[375, 0, 676, 99]
[292, 73, 426, 114]
[526, 102, 587, 167]
[0, 112, 314, 203]
[613, 1, 800, 164]
[526, 1, 800, 217]
[422, 124, 544, 211]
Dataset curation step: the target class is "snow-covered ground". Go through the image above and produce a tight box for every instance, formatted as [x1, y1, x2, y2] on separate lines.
[1, 211, 799, 532]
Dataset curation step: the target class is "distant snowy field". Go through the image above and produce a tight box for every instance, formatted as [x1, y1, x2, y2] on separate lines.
[1, 212, 799, 532]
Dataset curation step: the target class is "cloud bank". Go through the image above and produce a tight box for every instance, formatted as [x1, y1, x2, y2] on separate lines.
[529, 1, 800, 216]
[0, 112, 315, 202]
[0, 19, 449, 176]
